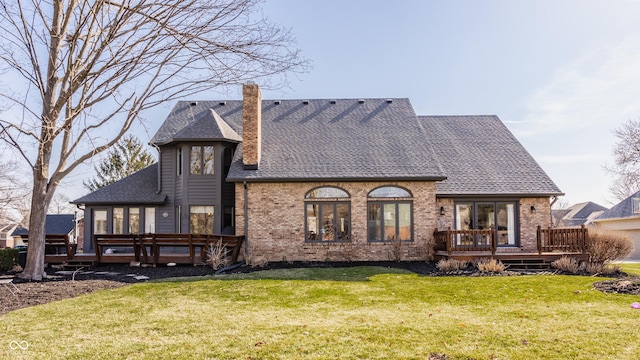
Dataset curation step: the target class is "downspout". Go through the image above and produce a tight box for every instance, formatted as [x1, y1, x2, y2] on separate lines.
[549, 196, 559, 228]
[151, 143, 162, 194]
[243, 181, 249, 259]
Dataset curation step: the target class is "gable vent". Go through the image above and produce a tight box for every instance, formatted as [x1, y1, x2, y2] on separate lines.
[190, 101, 198, 107]
[303, 100, 310, 105]
[358, 99, 365, 104]
[219, 101, 226, 106]
[274, 100, 281, 105]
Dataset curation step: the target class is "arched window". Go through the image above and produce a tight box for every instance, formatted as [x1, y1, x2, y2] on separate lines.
[367, 186, 413, 242]
[305, 187, 351, 242]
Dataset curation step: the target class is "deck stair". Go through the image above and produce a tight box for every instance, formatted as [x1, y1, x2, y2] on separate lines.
[502, 258, 553, 271]
[61, 259, 96, 270]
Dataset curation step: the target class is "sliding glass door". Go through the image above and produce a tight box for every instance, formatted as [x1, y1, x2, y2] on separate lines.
[454, 201, 518, 247]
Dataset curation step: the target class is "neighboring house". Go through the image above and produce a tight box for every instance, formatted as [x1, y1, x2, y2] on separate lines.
[73, 84, 563, 263]
[552, 202, 608, 228]
[12, 214, 78, 245]
[592, 191, 640, 260]
[0, 222, 20, 248]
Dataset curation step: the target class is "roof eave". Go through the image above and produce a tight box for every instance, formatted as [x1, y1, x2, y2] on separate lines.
[227, 175, 447, 183]
[436, 192, 565, 198]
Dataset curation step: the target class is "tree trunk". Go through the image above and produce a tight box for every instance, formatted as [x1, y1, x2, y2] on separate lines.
[19, 176, 54, 281]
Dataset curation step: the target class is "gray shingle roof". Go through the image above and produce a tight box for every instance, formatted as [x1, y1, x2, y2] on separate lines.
[11, 214, 75, 236]
[72, 164, 166, 205]
[419, 115, 563, 196]
[596, 190, 640, 220]
[177, 98, 446, 181]
[151, 104, 242, 145]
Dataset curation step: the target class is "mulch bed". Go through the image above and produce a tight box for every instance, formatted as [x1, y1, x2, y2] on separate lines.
[1, 261, 638, 316]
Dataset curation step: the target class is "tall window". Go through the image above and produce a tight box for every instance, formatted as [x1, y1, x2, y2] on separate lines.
[455, 201, 518, 246]
[367, 186, 413, 242]
[144, 207, 156, 233]
[633, 198, 640, 214]
[94, 210, 107, 235]
[113, 208, 124, 234]
[129, 208, 140, 234]
[190, 206, 214, 234]
[190, 145, 214, 175]
[176, 147, 183, 176]
[305, 187, 350, 242]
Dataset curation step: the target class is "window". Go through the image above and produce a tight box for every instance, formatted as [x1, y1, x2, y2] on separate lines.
[177, 147, 182, 176]
[190, 145, 214, 175]
[633, 198, 640, 214]
[190, 206, 214, 234]
[144, 207, 156, 233]
[94, 210, 107, 235]
[113, 208, 124, 234]
[305, 187, 350, 242]
[454, 201, 518, 246]
[129, 208, 140, 234]
[367, 186, 413, 242]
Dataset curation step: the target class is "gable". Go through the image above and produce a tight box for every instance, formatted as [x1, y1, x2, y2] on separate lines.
[420, 115, 563, 196]
[596, 190, 640, 220]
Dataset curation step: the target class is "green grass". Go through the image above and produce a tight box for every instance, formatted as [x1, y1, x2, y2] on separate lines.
[2, 266, 640, 359]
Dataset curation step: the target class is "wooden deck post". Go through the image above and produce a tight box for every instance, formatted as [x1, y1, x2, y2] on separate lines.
[446, 227, 452, 255]
[536, 225, 542, 255]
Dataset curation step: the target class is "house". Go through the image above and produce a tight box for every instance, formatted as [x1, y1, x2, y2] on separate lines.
[12, 214, 78, 246]
[73, 84, 565, 263]
[0, 222, 20, 248]
[592, 191, 640, 260]
[552, 201, 608, 228]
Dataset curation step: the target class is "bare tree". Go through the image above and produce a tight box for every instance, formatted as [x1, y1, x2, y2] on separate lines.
[0, 0, 307, 280]
[0, 158, 30, 224]
[604, 119, 640, 201]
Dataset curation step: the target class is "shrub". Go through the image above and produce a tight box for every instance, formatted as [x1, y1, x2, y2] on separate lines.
[587, 230, 633, 265]
[476, 258, 506, 273]
[551, 256, 581, 273]
[580, 262, 621, 275]
[0, 248, 19, 270]
[436, 259, 468, 272]
[205, 240, 229, 270]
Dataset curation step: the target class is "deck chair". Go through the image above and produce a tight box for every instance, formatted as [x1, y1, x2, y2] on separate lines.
[0, 277, 19, 296]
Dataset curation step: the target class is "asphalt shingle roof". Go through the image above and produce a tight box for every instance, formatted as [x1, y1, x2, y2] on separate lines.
[420, 115, 563, 196]
[596, 190, 640, 220]
[72, 164, 166, 205]
[11, 214, 75, 236]
[160, 99, 447, 182]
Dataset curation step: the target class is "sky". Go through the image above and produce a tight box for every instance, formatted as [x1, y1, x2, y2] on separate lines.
[60, 0, 640, 208]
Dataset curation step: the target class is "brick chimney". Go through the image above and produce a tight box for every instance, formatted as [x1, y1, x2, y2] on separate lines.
[242, 83, 262, 170]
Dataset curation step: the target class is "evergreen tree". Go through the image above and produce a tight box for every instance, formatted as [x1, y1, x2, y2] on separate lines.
[84, 135, 155, 191]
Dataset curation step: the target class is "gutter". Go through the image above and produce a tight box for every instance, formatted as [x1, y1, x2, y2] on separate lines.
[243, 181, 249, 260]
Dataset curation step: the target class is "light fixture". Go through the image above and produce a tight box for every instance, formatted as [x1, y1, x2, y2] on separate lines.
[530, 205, 536, 213]
[440, 206, 445, 216]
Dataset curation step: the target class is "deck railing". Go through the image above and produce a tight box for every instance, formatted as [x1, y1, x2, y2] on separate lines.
[433, 227, 497, 255]
[536, 225, 588, 254]
[434, 226, 589, 255]
[93, 233, 245, 265]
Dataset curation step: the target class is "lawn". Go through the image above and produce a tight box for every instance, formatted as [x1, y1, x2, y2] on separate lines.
[2, 266, 640, 359]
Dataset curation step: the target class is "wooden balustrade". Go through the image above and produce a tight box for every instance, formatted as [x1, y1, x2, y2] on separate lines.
[536, 225, 587, 254]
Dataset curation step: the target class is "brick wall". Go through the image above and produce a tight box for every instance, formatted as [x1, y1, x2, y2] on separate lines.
[235, 181, 437, 264]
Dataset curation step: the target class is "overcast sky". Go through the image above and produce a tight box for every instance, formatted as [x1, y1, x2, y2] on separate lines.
[61, 0, 640, 207]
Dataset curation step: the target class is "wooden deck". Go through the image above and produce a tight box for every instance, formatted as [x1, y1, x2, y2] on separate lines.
[40, 233, 245, 267]
[433, 225, 589, 263]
